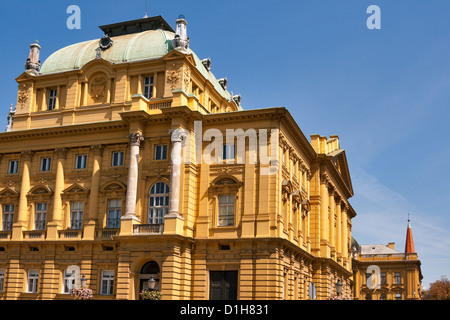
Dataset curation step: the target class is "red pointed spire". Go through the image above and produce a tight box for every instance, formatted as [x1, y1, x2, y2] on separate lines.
[405, 218, 415, 254]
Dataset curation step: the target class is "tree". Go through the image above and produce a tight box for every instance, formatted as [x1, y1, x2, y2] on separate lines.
[423, 276, 450, 300]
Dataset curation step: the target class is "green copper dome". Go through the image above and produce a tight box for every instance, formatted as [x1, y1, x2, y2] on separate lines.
[40, 29, 175, 74]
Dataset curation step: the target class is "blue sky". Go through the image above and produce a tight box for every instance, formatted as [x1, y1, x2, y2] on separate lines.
[1, 0, 450, 289]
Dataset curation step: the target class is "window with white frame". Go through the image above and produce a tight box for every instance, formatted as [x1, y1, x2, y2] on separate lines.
[2, 204, 14, 231]
[218, 194, 235, 226]
[63, 270, 74, 294]
[34, 203, 47, 230]
[0, 269, 4, 292]
[70, 202, 83, 230]
[222, 144, 235, 161]
[148, 182, 169, 225]
[27, 270, 39, 293]
[154, 145, 167, 160]
[106, 199, 121, 229]
[40, 157, 51, 172]
[101, 270, 114, 295]
[394, 272, 401, 284]
[143, 76, 154, 99]
[48, 89, 57, 110]
[8, 160, 18, 174]
[75, 155, 87, 170]
[111, 152, 124, 167]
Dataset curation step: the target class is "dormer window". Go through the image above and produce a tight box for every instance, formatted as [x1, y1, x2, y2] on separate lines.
[143, 76, 154, 99]
[48, 89, 57, 110]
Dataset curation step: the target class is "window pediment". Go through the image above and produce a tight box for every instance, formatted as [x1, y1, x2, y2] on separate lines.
[27, 185, 53, 200]
[0, 187, 19, 200]
[210, 176, 242, 194]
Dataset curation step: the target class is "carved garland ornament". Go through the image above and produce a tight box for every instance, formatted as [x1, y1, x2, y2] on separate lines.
[166, 64, 181, 90]
[17, 84, 30, 107]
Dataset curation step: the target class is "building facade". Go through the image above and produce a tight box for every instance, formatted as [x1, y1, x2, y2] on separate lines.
[352, 220, 423, 300]
[0, 15, 357, 300]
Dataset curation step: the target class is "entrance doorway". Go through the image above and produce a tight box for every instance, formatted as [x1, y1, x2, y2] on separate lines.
[209, 271, 238, 300]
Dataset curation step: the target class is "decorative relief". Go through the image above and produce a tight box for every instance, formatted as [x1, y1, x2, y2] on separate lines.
[210, 164, 244, 175]
[89, 75, 107, 102]
[183, 67, 191, 92]
[166, 64, 181, 90]
[281, 180, 292, 202]
[17, 84, 30, 108]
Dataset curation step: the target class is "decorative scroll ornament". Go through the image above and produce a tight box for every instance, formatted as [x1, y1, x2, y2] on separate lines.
[183, 67, 191, 92]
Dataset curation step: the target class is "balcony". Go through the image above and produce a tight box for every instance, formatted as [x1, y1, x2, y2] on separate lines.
[133, 224, 164, 235]
[58, 229, 83, 240]
[23, 230, 46, 240]
[96, 228, 120, 239]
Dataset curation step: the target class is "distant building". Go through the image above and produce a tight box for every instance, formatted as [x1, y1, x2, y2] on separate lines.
[352, 220, 423, 300]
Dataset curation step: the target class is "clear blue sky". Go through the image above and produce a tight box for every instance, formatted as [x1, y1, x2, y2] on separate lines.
[1, 0, 450, 289]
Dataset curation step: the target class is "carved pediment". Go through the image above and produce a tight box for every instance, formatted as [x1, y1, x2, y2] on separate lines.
[27, 185, 53, 199]
[100, 181, 127, 194]
[63, 183, 89, 196]
[0, 187, 19, 199]
[210, 175, 242, 195]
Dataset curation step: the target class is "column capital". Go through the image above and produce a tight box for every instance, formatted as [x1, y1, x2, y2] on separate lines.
[91, 144, 104, 155]
[55, 147, 68, 158]
[169, 128, 187, 142]
[128, 132, 144, 147]
[21, 150, 34, 161]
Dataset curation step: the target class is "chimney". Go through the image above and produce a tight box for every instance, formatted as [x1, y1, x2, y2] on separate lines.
[173, 15, 189, 50]
[25, 40, 41, 74]
[387, 242, 395, 250]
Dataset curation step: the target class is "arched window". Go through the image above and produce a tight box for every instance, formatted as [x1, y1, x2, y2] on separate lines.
[148, 182, 169, 224]
[395, 293, 402, 300]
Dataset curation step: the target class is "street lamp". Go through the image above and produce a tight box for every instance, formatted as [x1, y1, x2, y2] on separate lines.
[148, 276, 156, 291]
[336, 279, 343, 296]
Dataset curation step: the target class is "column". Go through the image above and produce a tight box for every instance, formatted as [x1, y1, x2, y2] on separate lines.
[168, 129, 183, 217]
[48, 148, 67, 239]
[164, 128, 185, 235]
[319, 174, 329, 257]
[12, 151, 33, 240]
[328, 186, 336, 255]
[335, 198, 342, 259]
[84, 145, 103, 239]
[124, 132, 144, 219]
[120, 132, 144, 235]
[342, 205, 349, 266]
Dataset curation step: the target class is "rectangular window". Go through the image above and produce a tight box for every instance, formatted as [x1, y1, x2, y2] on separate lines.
[222, 144, 235, 161]
[0, 269, 4, 293]
[143, 76, 154, 99]
[112, 152, 124, 167]
[107, 199, 121, 229]
[101, 270, 114, 295]
[394, 272, 401, 284]
[40, 158, 51, 172]
[27, 270, 39, 293]
[218, 195, 235, 226]
[70, 202, 83, 230]
[34, 203, 47, 230]
[2, 204, 14, 231]
[75, 155, 87, 170]
[48, 89, 57, 110]
[8, 160, 19, 174]
[380, 272, 386, 285]
[154, 145, 167, 160]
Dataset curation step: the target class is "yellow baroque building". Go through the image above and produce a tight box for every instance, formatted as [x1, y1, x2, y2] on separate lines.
[0, 15, 358, 300]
